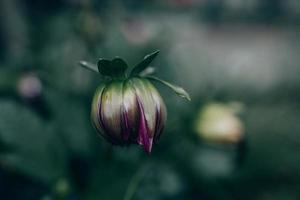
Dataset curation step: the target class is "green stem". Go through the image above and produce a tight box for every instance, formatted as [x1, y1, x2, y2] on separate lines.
[123, 163, 150, 200]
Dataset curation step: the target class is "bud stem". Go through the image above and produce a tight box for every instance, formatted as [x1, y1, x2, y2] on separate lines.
[123, 163, 150, 200]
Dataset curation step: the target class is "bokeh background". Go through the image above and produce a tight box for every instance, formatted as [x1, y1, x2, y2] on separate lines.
[0, 0, 300, 199]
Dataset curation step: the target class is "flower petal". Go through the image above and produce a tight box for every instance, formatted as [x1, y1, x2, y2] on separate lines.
[91, 85, 105, 133]
[142, 79, 167, 142]
[130, 78, 157, 138]
[136, 97, 153, 153]
[122, 81, 139, 142]
[100, 81, 124, 144]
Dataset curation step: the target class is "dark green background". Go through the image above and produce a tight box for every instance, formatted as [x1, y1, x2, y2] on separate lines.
[0, 0, 300, 199]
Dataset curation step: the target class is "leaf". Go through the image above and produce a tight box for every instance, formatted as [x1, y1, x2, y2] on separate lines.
[0, 100, 67, 182]
[130, 50, 160, 76]
[146, 76, 191, 101]
[79, 61, 99, 73]
[98, 57, 128, 78]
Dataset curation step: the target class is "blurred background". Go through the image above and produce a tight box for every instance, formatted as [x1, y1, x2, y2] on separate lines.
[0, 0, 300, 199]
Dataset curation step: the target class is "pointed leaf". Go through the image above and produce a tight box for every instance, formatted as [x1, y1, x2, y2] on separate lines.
[79, 61, 99, 73]
[130, 50, 160, 76]
[98, 58, 128, 78]
[146, 76, 191, 101]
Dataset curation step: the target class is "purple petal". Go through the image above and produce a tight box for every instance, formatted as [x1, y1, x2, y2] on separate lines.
[122, 81, 140, 142]
[136, 97, 153, 153]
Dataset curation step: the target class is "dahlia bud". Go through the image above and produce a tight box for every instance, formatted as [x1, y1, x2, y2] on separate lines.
[80, 50, 190, 153]
[91, 78, 166, 153]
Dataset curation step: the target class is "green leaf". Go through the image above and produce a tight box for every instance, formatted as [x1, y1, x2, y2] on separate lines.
[0, 100, 67, 182]
[146, 76, 191, 101]
[98, 57, 128, 78]
[79, 61, 99, 73]
[130, 50, 160, 76]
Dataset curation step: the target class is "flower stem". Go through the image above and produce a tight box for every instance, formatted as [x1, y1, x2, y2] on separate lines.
[123, 163, 149, 200]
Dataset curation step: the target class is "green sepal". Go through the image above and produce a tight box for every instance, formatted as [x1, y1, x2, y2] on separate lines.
[130, 50, 160, 76]
[146, 76, 191, 101]
[79, 61, 99, 73]
[98, 57, 128, 78]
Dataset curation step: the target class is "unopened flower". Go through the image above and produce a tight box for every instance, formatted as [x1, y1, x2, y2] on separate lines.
[194, 102, 245, 145]
[80, 50, 190, 153]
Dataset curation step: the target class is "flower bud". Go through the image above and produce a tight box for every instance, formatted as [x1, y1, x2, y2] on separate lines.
[80, 50, 190, 153]
[91, 78, 167, 153]
[194, 102, 245, 145]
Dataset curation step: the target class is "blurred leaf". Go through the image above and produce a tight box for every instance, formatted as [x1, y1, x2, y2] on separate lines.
[0, 100, 67, 182]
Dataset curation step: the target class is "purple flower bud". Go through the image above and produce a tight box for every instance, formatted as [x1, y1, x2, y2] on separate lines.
[80, 50, 190, 153]
[91, 78, 167, 153]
